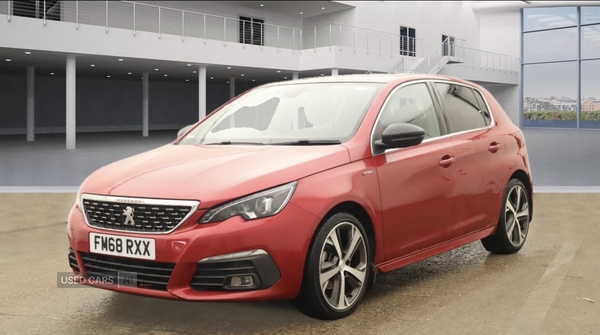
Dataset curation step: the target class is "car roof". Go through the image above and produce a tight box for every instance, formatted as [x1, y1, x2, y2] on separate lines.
[262, 73, 468, 86]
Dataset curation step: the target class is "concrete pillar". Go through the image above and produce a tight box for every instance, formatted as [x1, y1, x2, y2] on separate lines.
[293, 72, 299, 80]
[198, 65, 207, 120]
[142, 72, 149, 137]
[331, 68, 339, 76]
[26, 66, 35, 142]
[229, 77, 235, 99]
[66, 55, 76, 150]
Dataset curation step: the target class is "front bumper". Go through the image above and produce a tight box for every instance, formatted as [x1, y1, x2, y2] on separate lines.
[67, 201, 319, 302]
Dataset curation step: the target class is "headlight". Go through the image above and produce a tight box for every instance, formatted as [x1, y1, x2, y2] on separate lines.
[200, 181, 297, 223]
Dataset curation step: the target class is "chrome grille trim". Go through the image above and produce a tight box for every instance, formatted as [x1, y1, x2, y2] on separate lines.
[79, 194, 200, 235]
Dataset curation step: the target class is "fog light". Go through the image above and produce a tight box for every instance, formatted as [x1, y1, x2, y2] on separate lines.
[230, 275, 254, 287]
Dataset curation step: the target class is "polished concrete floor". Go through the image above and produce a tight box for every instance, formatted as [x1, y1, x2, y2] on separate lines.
[0, 193, 599, 334]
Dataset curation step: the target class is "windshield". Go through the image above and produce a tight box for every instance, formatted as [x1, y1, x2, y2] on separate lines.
[179, 82, 382, 145]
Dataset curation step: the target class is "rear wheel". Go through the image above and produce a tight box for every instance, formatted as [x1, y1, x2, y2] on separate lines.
[482, 179, 531, 254]
[293, 212, 371, 320]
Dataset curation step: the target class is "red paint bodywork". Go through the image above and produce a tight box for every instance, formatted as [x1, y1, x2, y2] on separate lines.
[67, 74, 533, 301]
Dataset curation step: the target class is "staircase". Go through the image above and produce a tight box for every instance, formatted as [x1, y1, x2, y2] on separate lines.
[391, 37, 457, 75]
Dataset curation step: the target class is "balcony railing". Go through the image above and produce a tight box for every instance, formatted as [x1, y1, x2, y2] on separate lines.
[453, 46, 520, 72]
[1, 0, 424, 56]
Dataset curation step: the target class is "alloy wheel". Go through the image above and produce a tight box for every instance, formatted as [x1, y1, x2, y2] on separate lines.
[319, 222, 368, 311]
[505, 184, 530, 247]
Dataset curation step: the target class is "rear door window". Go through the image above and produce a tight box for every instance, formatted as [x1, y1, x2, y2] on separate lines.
[435, 83, 488, 133]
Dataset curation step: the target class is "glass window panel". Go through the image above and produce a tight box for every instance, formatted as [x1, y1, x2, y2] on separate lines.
[581, 6, 600, 25]
[523, 62, 578, 129]
[581, 60, 600, 129]
[581, 25, 600, 59]
[523, 28, 578, 63]
[435, 83, 487, 133]
[523, 7, 577, 31]
[374, 83, 441, 142]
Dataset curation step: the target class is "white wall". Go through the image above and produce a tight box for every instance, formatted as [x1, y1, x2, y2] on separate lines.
[478, 9, 521, 57]
[336, 1, 482, 54]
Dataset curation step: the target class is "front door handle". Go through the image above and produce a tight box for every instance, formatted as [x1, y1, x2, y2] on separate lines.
[439, 155, 455, 168]
[488, 142, 501, 153]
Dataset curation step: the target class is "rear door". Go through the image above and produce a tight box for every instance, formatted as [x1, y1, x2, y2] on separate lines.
[372, 82, 458, 261]
[433, 82, 506, 236]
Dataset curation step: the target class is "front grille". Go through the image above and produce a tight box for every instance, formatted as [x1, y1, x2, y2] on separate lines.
[81, 195, 197, 233]
[191, 260, 258, 291]
[68, 248, 80, 272]
[80, 252, 175, 291]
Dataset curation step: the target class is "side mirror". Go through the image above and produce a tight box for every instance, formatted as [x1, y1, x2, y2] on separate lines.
[177, 125, 193, 138]
[375, 123, 425, 150]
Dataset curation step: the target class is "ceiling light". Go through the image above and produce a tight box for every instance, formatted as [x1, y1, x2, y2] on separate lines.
[241, 74, 245, 76]
[25, 51, 31, 55]
[107, 75, 111, 78]
[50, 72, 55, 75]
[284, 77, 288, 79]
[155, 68, 159, 71]
[227, 66, 232, 69]
[164, 74, 167, 77]
[320, 74, 324, 76]
[90, 64, 95, 67]
[260, 3, 264, 6]
[186, 79, 189, 82]
[118, 59, 123, 62]
[187, 64, 192, 67]
[226, 81, 229, 84]
[210, 76, 214, 79]
[322, 7, 325, 10]
[128, 72, 132, 75]
[5, 59, 11, 62]
[277, 70, 281, 73]
[193, 70, 197, 73]
[252, 79, 256, 81]
[300, 12, 303, 15]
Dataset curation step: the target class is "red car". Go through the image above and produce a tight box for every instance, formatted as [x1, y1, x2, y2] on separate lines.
[67, 74, 533, 320]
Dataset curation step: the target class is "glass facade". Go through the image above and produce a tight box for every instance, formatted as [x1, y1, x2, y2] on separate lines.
[522, 6, 600, 129]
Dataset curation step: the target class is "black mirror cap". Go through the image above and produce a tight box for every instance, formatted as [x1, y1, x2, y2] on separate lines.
[376, 123, 425, 150]
[177, 125, 193, 138]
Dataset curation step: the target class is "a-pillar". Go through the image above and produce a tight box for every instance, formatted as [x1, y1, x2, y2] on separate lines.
[142, 72, 149, 137]
[229, 77, 235, 99]
[331, 68, 339, 76]
[293, 72, 299, 80]
[198, 65, 207, 120]
[66, 55, 76, 150]
[26, 66, 35, 141]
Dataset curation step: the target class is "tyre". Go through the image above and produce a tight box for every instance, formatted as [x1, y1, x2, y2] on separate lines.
[293, 212, 372, 320]
[481, 179, 531, 254]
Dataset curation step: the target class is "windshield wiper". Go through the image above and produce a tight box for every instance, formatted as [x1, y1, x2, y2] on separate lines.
[204, 141, 264, 145]
[270, 139, 342, 145]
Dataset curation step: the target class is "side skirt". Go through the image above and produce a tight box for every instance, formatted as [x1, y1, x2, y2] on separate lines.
[376, 226, 496, 273]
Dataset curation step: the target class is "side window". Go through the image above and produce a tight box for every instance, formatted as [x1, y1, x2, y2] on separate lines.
[472, 89, 492, 126]
[435, 83, 487, 133]
[374, 83, 441, 144]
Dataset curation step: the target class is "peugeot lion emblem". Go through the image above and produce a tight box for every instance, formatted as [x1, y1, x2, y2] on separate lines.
[123, 206, 135, 225]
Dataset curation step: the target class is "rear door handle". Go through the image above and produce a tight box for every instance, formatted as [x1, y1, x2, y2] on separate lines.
[488, 142, 501, 153]
[439, 155, 455, 168]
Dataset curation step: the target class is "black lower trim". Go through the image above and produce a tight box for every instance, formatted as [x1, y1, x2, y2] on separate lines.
[191, 253, 281, 291]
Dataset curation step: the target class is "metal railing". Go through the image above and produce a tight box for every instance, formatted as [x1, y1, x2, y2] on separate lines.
[1, 1, 425, 55]
[305, 23, 424, 57]
[453, 46, 520, 72]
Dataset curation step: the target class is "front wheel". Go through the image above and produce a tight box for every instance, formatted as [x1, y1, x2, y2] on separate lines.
[481, 179, 531, 254]
[293, 212, 371, 320]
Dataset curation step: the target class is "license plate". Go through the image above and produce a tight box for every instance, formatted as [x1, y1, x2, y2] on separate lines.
[89, 233, 156, 260]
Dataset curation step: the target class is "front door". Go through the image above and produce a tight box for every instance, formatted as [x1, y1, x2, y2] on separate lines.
[372, 82, 458, 260]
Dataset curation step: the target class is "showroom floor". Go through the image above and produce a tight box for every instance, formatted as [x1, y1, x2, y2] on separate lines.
[0, 193, 598, 334]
